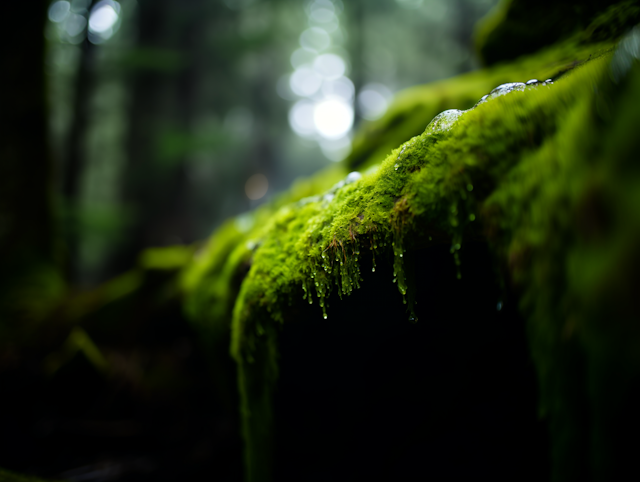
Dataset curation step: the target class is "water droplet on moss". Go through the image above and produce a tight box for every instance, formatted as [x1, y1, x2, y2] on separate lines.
[525, 79, 539, 85]
[425, 109, 465, 135]
[372, 267, 375, 272]
[394, 163, 399, 170]
[487, 82, 525, 99]
[345, 171, 362, 184]
[474, 94, 489, 107]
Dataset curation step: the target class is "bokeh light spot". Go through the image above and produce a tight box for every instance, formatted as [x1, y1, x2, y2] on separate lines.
[289, 100, 316, 137]
[290, 67, 322, 97]
[357, 83, 393, 120]
[245, 174, 268, 200]
[89, 4, 119, 33]
[48, 1, 70, 23]
[313, 98, 353, 139]
[64, 13, 87, 38]
[321, 76, 355, 101]
[313, 53, 346, 80]
[299, 27, 331, 52]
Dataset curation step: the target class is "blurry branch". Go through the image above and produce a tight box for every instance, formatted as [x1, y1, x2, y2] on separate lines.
[43, 326, 109, 375]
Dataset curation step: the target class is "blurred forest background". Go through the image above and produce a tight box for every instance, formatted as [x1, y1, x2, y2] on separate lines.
[44, 0, 497, 286]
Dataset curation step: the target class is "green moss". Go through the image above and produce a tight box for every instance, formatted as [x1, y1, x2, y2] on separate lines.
[181, 164, 347, 345]
[223, 53, 618, 480]
[184, 21, 640, 482]
[346, 36, 617, 173]
[482, 52, 640, 480]
[474, 0, 640, 66]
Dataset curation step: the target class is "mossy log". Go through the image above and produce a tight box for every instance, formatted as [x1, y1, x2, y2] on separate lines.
[182, 6, 640, 482]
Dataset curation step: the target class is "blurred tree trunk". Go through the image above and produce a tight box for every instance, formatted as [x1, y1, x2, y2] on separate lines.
[110, 0, 205, 275]
[62, 0, 98, 282]
[347, 0, 365, 124]
[0, 1, 62, 336]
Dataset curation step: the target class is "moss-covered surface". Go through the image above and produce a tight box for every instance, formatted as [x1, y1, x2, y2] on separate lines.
[346, 1, 640, 176]
[474, 0, 640, 66]
[182, 15, 640, 482]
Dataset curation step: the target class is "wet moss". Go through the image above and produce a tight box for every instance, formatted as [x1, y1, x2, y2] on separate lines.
[184, 25, 640, 482]
[182, 165, 346, 347]
[474, 0, 640, 66]
[346, 36, 617, 173]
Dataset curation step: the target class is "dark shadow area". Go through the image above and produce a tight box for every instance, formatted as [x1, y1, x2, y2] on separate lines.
[0, 278, 243, 482]
[274, 243, 549, 482]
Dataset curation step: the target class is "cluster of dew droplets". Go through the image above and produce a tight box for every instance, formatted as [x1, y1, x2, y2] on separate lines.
[301, 171, 366, 319]
[418, 78, 554, 143]
[304, 78, 557, 322]
[416, 78, 555, 281]
[338, 240, 362, 298]
[392, 235, 407, 299]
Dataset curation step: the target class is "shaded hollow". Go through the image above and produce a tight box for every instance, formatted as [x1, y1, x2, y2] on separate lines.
[273, 242, 549, 481]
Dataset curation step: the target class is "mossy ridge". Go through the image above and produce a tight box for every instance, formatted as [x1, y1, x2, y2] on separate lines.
[230, 50, 621, 481]
[233, 53, 614, 358]
[347, 37, 616, 173]
[183, 28, 622, 351]
[350, 0, 640, 174]
[474, 0, 640, 66]
[181, 164, 347, 346]
[483, 57, 640, 479]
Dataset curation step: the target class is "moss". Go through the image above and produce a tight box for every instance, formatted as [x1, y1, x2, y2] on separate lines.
[474, 0, 640, 66]
[185, 21, 640, 482]
[223, 53, 613, 480]
[346, 36, 617, 172]
[482, 51, 640, 480]
[181, 164, 347, 346]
